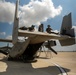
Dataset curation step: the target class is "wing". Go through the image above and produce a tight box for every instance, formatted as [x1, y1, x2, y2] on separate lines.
[18, 30, 71, 44]
[0, 30, 74, 45]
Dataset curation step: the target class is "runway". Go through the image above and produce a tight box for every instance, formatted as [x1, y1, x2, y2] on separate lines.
[0, 52, 76, 75]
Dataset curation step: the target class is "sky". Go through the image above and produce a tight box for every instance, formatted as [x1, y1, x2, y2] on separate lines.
[0, 0, 76, 51]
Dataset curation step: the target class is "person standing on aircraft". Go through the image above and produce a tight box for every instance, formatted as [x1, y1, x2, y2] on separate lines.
[46, 25, 52, 33]
[38, 23, 44, 32]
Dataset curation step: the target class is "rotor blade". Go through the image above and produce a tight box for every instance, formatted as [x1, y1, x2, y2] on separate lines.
[49, 47, 57, 54]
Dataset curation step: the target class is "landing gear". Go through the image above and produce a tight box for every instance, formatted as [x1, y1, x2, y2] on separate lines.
[7, 42, 43, 62]
[8, 55, 37, 63]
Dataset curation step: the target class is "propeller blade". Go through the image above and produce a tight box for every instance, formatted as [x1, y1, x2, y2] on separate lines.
[49, 47, 57, 54]
[0, 50, 8, 55]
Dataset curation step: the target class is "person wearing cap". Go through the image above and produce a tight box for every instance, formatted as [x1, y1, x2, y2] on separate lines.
[29, 25, 35, 31]
[46, 25, 52, 33]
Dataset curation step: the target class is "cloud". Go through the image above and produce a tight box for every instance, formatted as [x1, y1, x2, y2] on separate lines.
[73, 26, 76, 33]
[52, 30, 59, 33]
[0, 1, 15, 23]
[0, 0, 62, 26]
[0, 32, 6, 35]
[19, 0, 62, 27]
[6, 35, 12, 39]
[72, 26, 76, 37]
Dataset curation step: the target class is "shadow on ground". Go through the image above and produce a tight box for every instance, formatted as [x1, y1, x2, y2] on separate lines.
[0, 57, 70, 75]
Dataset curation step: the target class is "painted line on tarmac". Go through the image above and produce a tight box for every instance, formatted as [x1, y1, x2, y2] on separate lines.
[43, 59, 67, 75]
[53, 63, 67, 75]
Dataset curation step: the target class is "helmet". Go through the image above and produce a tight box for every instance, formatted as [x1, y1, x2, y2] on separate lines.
[31, 25, 35, 27]
[48, 25, 50, 27]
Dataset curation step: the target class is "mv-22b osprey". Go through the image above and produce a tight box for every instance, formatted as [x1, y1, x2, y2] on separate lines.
[0, 0, 75, 61]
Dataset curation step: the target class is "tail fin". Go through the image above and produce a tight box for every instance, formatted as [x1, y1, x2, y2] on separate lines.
[60, 13, 75, 37]
[59, 13, 75, 46]
[12, 0, 19, 44]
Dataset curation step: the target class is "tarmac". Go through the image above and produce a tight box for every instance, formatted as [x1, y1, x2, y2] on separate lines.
[0, 52, 76, 75]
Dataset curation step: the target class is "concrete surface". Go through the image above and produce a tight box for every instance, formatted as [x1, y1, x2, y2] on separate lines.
[51, 52, 76, 75]
[0, 52, 76, 75]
